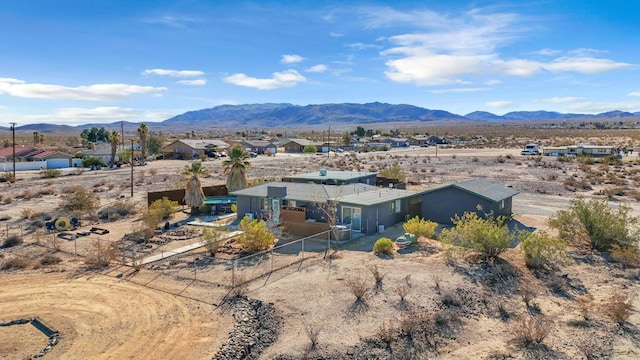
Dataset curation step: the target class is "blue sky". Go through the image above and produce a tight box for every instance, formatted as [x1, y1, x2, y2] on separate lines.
[1, 0, 639, 125]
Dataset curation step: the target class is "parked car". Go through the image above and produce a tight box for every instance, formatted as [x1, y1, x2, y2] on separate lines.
[520, 150, 538, 156]
[249, 152, 258, 158]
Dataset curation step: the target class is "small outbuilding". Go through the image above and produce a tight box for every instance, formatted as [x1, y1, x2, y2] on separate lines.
[421, 178, 519, 224]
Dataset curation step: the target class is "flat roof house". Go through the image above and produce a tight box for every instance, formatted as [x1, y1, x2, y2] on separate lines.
[162, 139, 230, 159]
[282, 138, 315, 153]
[283, 170, 378, 185]
[421, 178, 519, 224]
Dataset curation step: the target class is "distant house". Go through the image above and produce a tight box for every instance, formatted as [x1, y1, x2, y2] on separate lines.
[230, 171, 422, 236]
[162, 139, 230, 159]
[409, 135, 431, 146]
[282, 138, 315, 153]
[426, 136, 447, 145]
[81, 145, 118, 164]
[238, 140, 278, 155]
[0, 146, 75, 169]
[30, 150, 73, 168]
[0, 146, 39, 162]
[381, 137, 410, 148]
[541, 144, 615, 158]
[421, 178, 519, 224]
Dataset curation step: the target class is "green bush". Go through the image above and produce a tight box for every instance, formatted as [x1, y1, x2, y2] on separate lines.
[149, 197, 179, 219]
[82, 157, 106, 167]
[520, 230, 567, 269]
[98, 200, 138, 220]
[238, 216, 275, 253]
[373, 238, 394, 255]
[59, 186, 100, 212]
[379, 164, 406, 182]
[403, 216, 437, 238]
[439, 212, 512, 263]
[303, 145, 318, 153]
[549, 199, 639, 252]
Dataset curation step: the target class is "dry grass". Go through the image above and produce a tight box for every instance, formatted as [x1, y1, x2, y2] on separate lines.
[602, 293, 634, 325]
[345, 276, 370, 304]
[512, 315, 553, 347]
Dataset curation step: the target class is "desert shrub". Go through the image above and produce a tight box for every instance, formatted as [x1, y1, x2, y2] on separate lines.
[0, 172, 15, 183]
[303, 144, 317, 153]
[98, 200, 138, 220]
[228, 274, 250, 298]
[519, 282, 539, 310]
[59, 186, 100, 212]
[148, 197, 179, 219]
[557, 155, 573, 162]
[84, 239, 120, 269]
[237, 216, 275, 253]
[39, 254, 62, 266]
[402, 216, 437, 238]
[603, 294, 633, 325]
[368, 263, 385, 290]
[600, 155, 622, 165]
[304, 323, 321, 352]
[512, 315, 553, 347]
[439, 212, 512, 263]
[1, 235, 23, 248]
[373, 237, 394, 255]
[1, 257, 32, 270]
[82, 156, 106, 167]
[21, 208, 39, 219]
[610, 244, 639, 268]
[20, 189, 37, 200]
[496, 155, 505, 163]
[520, 230, 567, 269]
[440, 289, 461, 308]
[379, 164, 406, 182]
[202, 228, 222, 256]
[577, 155, 595, 165]
[394, 284, 411, 303]
[140, 208, 163, 239]
[575, 294, 595, 321]
[39, 169, 62, 178]
[345, 276, 370, 303]
[549, 198, 639, 252]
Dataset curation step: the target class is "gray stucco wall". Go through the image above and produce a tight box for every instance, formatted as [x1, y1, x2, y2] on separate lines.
[342, 197, 412, 235]
[421, 187, 513, 225]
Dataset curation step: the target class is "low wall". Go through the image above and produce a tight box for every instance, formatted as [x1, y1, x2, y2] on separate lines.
[0, 160, 47, 171]
[148, 185, 228, 206]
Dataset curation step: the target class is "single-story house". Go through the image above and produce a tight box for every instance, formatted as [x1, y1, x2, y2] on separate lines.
[239, 140, 278, 155]
[30, 150, 74, 168]
[381, 137, 410, 147]
[283, 169, 378, 185]
[162, 139, 230, 159]
[421, 178, 519, 224]
[81, 145, 118, 164]
[426, 136, 448, 145]
[409, 135, 431, 146]
[230, 180, 422, 236]
[541, 144, 615, 158]
[0, 146, 76, 169]
[282, 138, 316, 153]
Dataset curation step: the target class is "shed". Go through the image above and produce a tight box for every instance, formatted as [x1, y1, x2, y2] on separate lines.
[421, 178, 519, 224]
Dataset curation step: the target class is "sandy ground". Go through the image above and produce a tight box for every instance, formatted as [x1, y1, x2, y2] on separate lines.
[2, 146, 640, 359]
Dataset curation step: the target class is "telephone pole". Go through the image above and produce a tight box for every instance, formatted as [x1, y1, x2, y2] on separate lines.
[130, 139, 134, 197]
[10, 122, 16, 181]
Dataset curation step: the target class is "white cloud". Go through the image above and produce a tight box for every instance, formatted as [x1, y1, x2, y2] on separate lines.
[536, 97, 583, 103]
[346, 42, 382, 51]
[142, 68, 205, 77]
[485, 79, 502, 85]
[223, 69, 306, 90]
[280, 54, 305, 64]
[5, 106, 172, 125]
[495, 59, 542, 76]
[428, 87, 489, 94]
[544, 56, 631, 74]
[177, 79, 207, 86]
[330, 32, 344, 37]
[532, 48, 561, 56]
[142, 15, 200, 28]
[306, 64, 328, 73]
[487, 101, 516, 109]
[566, 101, 640, 114]
[628, 92, 640, 97]
[0, 78, 166, 101]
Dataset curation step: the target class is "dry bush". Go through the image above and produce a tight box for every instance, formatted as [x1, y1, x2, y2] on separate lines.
[59, 186, 100, 212]
[39, 253, 62, 266]
[394, 283, 411, 303]
[432, 274, 442, 293]
[496, 300, 511, 321]
[304, 323, 321, 352]
[367, 263, 385, 290]
[511, 315, 553, 347]
[1, 234, 23, 248]
[610, 244, 639, 268]
[21, 189, 37, 200]
[378, 321, 396, 350]
[84, 240, 120, 269]
[21, 208, 39, 219]
[228, 275, 249, 298]
[98, 200, 138, 221]
[519, 282, 539, 311]
[603, 294, 633, 325]
[1, 257, 32, 270]
[575, 294, 595, 321]
[345, 276, 370, 303]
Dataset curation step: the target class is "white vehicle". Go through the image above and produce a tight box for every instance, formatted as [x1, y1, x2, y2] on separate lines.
[521, 143, 539, 155]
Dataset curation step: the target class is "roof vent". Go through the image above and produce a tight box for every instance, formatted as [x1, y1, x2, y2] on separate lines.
[320, 169, 327, 176]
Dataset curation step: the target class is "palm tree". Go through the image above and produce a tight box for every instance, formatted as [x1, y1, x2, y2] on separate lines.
[137, 123, 149, 164]
[108, 131, 121, 167]
[33, 131, 44, 147]
[183, 161, 209, 215]
[222, 145, 251, 192]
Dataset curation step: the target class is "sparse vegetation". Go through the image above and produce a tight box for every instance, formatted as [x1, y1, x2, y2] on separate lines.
[373, 237, 394, 256]
[402, 216, 437, 239]
[603, 293, 633, 325]
[512, 315, 553, 347]
[59, 185, 100, 212]
[84, 239, 120, 269]
[237, 216, 276, 253]
[520, 230, 567, 269]
[1, 235, 23, 248]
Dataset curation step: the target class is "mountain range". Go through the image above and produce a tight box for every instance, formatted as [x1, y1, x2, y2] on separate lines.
[5, 103, 640, 133]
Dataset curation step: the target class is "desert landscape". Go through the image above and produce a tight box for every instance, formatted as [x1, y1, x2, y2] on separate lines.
[2, 132, 640, 359]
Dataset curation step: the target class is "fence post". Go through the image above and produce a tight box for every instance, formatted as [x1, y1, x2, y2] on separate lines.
[74, 239, 77, 255]
[194, 256, 197, 281]
[301, 238, 305, 260]
[232, 259, 236, 288]
[271, 248, 274, 274]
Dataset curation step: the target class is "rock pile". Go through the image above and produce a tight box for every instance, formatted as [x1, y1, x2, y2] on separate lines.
[213, 296, 282, 360]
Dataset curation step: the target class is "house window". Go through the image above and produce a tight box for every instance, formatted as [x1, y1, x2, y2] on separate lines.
[499, 200, 504, 209]
[395, 199, 401, 213]
[288, 200, 296, 207]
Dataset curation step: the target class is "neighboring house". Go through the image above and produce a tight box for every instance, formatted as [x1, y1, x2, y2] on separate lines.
[230, 175, 421, 236]
[409, 135, 431, 146]
[81, 145, 118, 164]
[282, 138, 315, 153]
[0, 145, 38, 162]
[421, 178, 519, 224]
[30, 150, 73, 168]
[541, 144, 615, 158]
[239, 140, 278, 154]
[283, 170, 378, 185]
[426, 136, 447, 145]
[162, 139, 230, 159]
[381, 137, 410, 148]
[0, 146, 74, 168]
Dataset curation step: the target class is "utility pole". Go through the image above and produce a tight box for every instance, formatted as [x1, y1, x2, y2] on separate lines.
[121, 121, 124, 150]
[130, 139, 134, 197]
[10, 122, 16, 181]
[327, 125, 331, 159]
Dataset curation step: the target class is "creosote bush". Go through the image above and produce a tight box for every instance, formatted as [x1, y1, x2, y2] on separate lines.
[202, 228, 222, 256]
[520, 230, 567, 269]
[237, 216, 276, 253]
[98, 199, 138, 221]
[59, 185, 100, 212]
[439, 211, 512, 263]
[610, 244, 639, 268]
[84, 240, 120, 269]
[549, 198, 639, 252]
[512, 315, 553, 347]
[402, 216, 437, 239]
[603, 294, 633, 325]
[1, 235, 23, 249]
[373, 237, 394, 256]
[148, 197, 179, 219]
